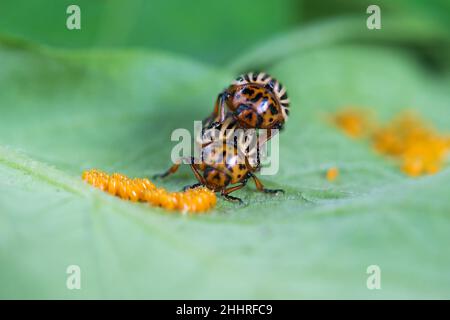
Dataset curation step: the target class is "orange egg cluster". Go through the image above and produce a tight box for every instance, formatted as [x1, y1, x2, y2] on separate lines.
[372, 113, 449, 177]
[331, 109, 449, 177]
[82, 169, 216, 213]
[330, 108, 373, 138]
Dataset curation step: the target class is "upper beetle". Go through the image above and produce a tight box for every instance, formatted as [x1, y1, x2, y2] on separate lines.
[205, 72, 290, 131]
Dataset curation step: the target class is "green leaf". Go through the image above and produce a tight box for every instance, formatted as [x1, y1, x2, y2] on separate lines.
[1, 32, 450, 298]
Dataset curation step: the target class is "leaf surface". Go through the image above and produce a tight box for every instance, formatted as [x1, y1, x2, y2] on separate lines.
[0, 33, 449, 298]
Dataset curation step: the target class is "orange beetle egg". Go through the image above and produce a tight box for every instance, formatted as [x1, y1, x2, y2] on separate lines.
[326, 167, 339, 182]
[81, 169, 217, 213]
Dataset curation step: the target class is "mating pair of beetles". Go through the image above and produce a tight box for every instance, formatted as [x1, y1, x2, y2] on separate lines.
[155, 72, 290, 203]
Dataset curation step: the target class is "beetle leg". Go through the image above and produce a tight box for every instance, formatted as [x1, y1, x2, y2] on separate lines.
[219, 101, 225, 123]
[153, 157, 200, 179]
[257, 128, 279, 147]
[202, 91, 228, 127]
[152, 163, 180, 179]
[249, 172, 284, 194]
[189, 163, 207, 185]
[220, 183, 246, 204]
[214, 91, 228, 122]
[222, 194, 243, 203]
[218, 92, 228, 123]
[244, 156, 258, 172]
[182, 182, 202, 191]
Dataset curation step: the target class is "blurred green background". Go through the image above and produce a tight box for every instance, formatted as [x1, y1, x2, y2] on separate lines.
[0, 0, 449, 299]
[1, 0, 449, 64]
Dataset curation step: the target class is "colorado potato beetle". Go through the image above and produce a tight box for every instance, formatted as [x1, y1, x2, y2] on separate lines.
[204, 72, 290, 133]
[154, 116, 284, 203]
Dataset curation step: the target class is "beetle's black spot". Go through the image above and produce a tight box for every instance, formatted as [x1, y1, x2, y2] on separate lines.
[251, 93, 263, 103]
[269, 104, 278, 115]
[257, 115, 263, 127]
[213, 173, 221, 181]
[242, 88, 254, 96]
[237, 174, 242, 178]
[239, 164, 245, 170]
[224, 174, 231, 186]
[269, 118, 274, 122]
